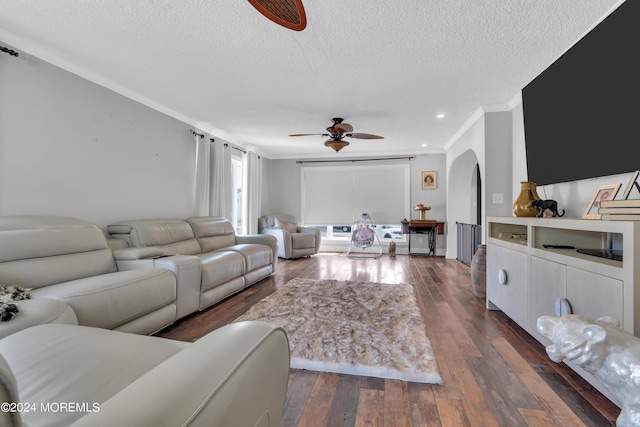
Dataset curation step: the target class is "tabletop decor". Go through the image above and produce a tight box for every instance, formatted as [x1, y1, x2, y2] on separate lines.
[583, 183, 621, 219]
[513, 181, 541, 217]
[413, 203, 431, 220]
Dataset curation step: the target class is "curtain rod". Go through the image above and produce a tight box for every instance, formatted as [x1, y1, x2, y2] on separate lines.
[0, 46, 19, 58]
[296, 156, 415, 164]
[188, 129, 204, 138]
[224, 143, 247, 154]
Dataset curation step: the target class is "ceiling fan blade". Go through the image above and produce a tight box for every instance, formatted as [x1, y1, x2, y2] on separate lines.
[333, 122, 353, 133]
[289, 133, 330, 137]
[345, 133, 384, 139]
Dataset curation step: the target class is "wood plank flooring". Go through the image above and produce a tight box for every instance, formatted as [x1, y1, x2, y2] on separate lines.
[156, 253, 620, 426]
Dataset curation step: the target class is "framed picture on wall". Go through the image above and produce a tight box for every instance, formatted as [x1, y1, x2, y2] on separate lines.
[582, 183, 621, 219]
[422, 171, 437, 189]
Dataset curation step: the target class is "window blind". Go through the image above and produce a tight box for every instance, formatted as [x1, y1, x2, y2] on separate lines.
[301, 164, 409, 225]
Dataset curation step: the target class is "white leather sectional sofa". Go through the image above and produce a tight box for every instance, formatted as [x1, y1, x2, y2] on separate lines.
[0, 215, 289, 427]
[107, 216, 278, 311]
[0, 215, 183, 336]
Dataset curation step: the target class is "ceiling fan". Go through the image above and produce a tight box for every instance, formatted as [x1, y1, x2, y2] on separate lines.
[289, 118, 384, 152]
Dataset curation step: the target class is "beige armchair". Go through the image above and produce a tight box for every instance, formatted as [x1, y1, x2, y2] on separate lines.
[258, 214, 321, 259]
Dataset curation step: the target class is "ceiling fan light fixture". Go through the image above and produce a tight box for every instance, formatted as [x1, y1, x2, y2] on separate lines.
[324, 139, 349, 153]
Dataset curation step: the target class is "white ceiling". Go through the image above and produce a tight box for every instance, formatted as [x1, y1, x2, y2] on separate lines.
[0, 1, 624, 159]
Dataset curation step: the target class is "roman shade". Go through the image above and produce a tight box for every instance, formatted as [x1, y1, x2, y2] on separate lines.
[301, 164, 410, 225]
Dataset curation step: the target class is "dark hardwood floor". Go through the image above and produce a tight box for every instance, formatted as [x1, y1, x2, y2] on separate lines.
[156, 253, 620, 426]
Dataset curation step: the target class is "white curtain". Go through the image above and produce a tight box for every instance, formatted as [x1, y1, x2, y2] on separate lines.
[210, 139, 233, 220]
[193, 134, 210, 216]
[242, 151, 262, 234]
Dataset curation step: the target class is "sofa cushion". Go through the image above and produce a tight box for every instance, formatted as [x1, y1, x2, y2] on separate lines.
[32, 268, 177, 330]
[223, 244, 273, 273]
[0, 299, 78, 339]
[0, 324, 188, 427]
[107, 219, 201, 255]
[197, 251, 245, 292]
[186, 217, 236, 252]
[0, 216, 117, 288]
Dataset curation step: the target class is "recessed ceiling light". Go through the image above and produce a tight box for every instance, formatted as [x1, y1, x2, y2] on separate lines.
[436, 114, 445, 119]
[421, 144, 428, 147]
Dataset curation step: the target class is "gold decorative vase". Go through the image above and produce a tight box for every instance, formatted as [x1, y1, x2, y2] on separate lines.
[513, 181, 541, 217]
[413, 206, 431, 220]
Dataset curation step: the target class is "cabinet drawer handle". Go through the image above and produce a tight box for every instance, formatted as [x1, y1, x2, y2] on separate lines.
[554, 298, 573, 316]
[498, 269, 508, 285]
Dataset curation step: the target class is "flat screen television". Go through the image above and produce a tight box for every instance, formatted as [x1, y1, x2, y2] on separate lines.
[522, 0, 639, 186]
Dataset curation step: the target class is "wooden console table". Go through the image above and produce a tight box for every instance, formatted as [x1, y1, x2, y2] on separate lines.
[402, 220, 445, 256]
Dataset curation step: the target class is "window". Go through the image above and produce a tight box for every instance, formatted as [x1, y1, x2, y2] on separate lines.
[231, 155, 243, 233]
[301, 164, 410, 241]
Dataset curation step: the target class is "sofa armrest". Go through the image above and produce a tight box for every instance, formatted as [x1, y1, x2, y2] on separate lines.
[115, 255, 202, 320]
[236, 233, 279, 270]
[70, 321, 290, 427]
[112, 247, 165, 260]
[299, 227, 321, 253]
[154, 256, 201, 320]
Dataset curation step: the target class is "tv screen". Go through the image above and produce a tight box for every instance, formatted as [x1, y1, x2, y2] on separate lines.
[522, 0, 639, 186]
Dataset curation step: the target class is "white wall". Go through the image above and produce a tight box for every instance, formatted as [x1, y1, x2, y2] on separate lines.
[484, 111, 513, 219]
[0, 52, 197, 229]
[264, 159, 302, 219]
[445, 114, 484, 258]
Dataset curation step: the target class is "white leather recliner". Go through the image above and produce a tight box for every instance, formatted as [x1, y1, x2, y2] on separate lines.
[258, 214, 321, 259]
[0, 321, 290, 426]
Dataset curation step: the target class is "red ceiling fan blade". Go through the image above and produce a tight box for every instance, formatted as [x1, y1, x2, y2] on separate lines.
[333, 122, 353, 133]
[248, 0, 307, 31]
[346, 133, 384, 139]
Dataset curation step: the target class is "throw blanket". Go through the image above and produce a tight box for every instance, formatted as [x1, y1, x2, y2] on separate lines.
[0, 285, 32, 321]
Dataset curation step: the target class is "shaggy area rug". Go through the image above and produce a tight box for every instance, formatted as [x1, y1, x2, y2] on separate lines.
[234, 277, 442, 384]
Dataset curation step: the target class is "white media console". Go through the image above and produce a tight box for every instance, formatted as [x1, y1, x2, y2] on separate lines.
[486, 216, 640, 404]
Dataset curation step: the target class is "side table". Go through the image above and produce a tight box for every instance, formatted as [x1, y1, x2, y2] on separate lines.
[403, 220, 445, 256]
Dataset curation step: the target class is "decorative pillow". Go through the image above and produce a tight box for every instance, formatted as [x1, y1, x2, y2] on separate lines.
[274, 218, 297, 234]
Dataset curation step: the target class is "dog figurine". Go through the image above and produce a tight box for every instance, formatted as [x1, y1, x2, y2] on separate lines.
[530, 199, 565, 217]
[538, 315, 640, 427]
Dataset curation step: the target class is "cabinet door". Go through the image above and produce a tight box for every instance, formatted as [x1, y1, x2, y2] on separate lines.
[566, 266, 623, 325]
[531, 256, 567, 325]
[487, 243, 528, 323]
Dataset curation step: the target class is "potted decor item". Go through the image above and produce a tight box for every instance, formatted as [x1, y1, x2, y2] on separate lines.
[513, 181, 541, 217]
[470, 244, 486, 299]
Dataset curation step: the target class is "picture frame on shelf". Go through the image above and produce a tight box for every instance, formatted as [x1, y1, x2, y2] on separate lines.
[582, 183, 622, 219]
[422, 171, 437, 190]
[622, 170, 640, 200]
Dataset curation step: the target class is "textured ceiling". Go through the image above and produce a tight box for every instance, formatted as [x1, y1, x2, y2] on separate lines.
[0, 1, 624, 159]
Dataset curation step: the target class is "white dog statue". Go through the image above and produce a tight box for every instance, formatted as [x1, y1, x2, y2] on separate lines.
[537, 314, 640, 427]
